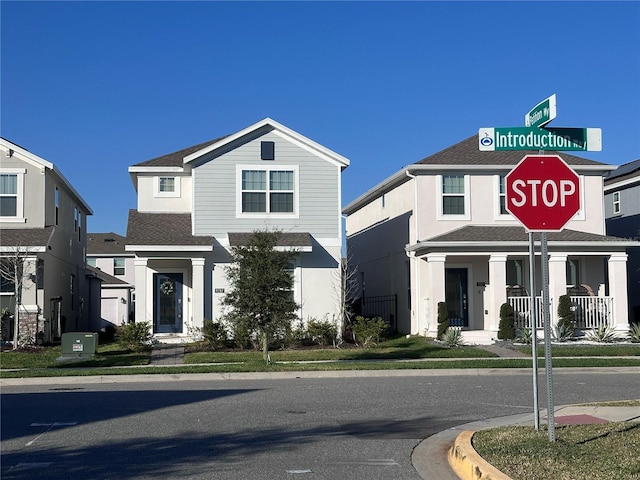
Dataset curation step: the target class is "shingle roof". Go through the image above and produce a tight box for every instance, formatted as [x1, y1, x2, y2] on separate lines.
[422, 226, 630, 243]
[228, 232, 312, 248]
[605, 158, 640, 185]
[415, 135, 609, 167]
[86, 265, 130, 286]
[0, 227, 54, 248]
[87, 232, 128, 255]
[125, 210, 213, 246]
[132, 136, 229, 167]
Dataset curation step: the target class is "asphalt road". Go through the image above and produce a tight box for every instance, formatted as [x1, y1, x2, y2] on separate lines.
[2, 369, 639, 479]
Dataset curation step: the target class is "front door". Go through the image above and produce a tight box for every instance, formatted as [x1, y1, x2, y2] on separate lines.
[153, 273, 183, 333]
[445, 268, 468, 327]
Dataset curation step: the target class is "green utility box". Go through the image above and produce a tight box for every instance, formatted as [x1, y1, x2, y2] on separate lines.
[61, 332, 99, 357]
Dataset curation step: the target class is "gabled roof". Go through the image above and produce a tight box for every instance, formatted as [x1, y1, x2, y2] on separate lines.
[0, 138, 93, 214]
[0, 227, 54, 252]
[125, 210, 213, 250]
[130, 136, 229, 168]
[183, 118, 350, 169]
[415, 135, 610, 167]
[344, 134, 614, 215]
[87, 232, 129, 255]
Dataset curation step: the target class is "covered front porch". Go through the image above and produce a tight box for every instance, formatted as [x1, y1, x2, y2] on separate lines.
[406, 226, 636, 342]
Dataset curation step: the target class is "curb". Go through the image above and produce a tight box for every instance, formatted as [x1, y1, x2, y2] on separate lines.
[448, 430, 513, 480]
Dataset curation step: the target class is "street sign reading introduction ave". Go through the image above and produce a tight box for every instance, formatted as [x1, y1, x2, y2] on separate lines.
[505, 154, 581, 232]
[479, 127, 602, 152]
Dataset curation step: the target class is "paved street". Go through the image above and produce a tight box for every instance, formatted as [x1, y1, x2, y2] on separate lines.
[2, 370, 639, 479]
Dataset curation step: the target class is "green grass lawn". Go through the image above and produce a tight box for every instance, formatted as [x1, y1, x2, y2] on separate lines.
[515, 343, 640, 357]
[473, 419, 640, 480]
[2, 335, 640, 379]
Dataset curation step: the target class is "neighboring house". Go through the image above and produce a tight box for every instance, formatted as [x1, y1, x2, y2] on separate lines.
[87, 233, 135, 328]
[126, 118, 349, 341]
[343, 135, 638, 343]
[0, 138, 95, 344]
[604, 159, 640, 324]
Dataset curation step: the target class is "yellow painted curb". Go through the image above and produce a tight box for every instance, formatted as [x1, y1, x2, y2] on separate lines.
[448, 430, 513, 480]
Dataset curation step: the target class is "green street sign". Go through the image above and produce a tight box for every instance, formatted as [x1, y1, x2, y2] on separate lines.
[478, 127, 602, 152]
[525, 94, 557, 128]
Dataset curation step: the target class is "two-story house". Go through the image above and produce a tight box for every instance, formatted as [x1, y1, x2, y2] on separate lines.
[0, 138, 94, 345]
[126, 118, 349, 341]
[604, 158, 640, 324]
[343, 135, 638, 343]
[87, 232, 135, 328]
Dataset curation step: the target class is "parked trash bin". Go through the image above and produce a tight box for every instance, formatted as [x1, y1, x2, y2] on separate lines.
[61, 332, 98, 357]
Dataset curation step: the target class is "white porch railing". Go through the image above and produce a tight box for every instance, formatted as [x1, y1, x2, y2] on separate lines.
[508, 296, 613, 330]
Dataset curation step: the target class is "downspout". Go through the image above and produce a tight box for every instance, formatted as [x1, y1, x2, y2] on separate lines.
[405, 170, 421, 335]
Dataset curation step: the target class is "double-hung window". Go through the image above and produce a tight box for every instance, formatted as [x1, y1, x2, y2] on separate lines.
[612, 192, 621, 215]
[0, 170, 25, 221]
[498, 175, 509, 216]
[438, 174, 470, 219]
[114, 258, 126, 276]
[155, 176, 180, 197]
[238, 166, 297, 216]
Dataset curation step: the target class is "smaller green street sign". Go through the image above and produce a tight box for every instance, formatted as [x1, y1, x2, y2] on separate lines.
[525, 94, 557, 128]
[478, 127, 602, 152]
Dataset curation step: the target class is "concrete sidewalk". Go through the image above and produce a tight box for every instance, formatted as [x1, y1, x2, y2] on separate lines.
[413, 403, 640, 480]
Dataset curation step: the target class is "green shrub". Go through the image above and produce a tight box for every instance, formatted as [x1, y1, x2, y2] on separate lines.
[351, 316, 388, 347]
[553, 321, 574, 342]
[586, 324, 618, 343]
[437, 302, 449, 340]
[441, 328, 463, 348]
[306, 318, 338, 347]
[201, 319, 228, 349]
[557, 294, 576, 338]
[629, 323, 640, 343]
[498, 303, 516, 340]
[516, 328, 532, 345]
[117, 322, 152, 352]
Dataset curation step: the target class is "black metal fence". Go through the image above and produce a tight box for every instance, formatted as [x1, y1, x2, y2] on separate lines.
[354, 294, 398, 332]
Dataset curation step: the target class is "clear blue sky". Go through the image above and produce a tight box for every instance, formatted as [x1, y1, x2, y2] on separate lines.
[2, 1, 639, 236]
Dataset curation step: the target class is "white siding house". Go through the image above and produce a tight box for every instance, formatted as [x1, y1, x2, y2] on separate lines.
[344, 135, 638, 343]
[126, 118, 349, 341]
[0, 138, 94, 345]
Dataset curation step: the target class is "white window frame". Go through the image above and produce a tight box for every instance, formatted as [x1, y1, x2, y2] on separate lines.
[612, 191, 621, 215]
[154, 176, 181, 198]
[114, 257, 126, 276]
[495, 175, 511, 220]
[0, 169, 25, 222]
[235, 164, 299, 218]
[436, 174, 470, 221]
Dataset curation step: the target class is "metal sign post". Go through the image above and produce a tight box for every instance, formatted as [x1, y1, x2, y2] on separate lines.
[529, 232, 540, 431]
[541, 232, 555, 441]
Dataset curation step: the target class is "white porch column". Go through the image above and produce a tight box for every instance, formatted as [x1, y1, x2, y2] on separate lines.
[547, 254, 567, 324]
[488, 255, 507, 331]
[424, 254, 446, 335]
[608, 253, 629, 330]
[134, 258, 148, 324]
[191, 258, 205, 330]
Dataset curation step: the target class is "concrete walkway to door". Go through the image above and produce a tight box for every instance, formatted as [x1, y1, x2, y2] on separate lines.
[149, 344, 185, 365]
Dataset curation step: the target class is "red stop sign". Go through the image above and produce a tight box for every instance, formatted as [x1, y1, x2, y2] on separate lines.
[506, 155, 581, 232]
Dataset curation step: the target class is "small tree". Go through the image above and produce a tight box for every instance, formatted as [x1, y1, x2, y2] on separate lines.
[437, 302, 449, 340]
[0, 247, 36, 350]
[221, 230, 299, 362]
[334, 251, 359, 344]
[498, 302, 516, 340]
[557, 294, 575, 338]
